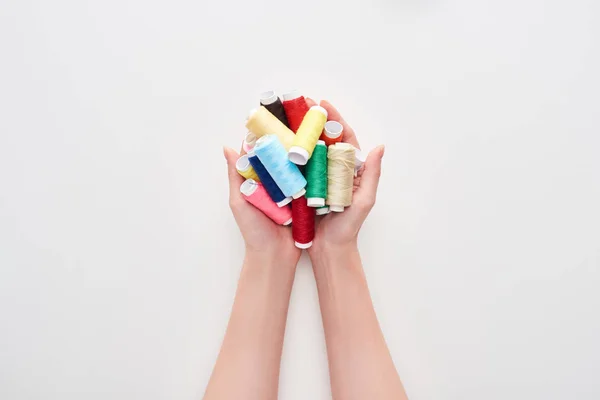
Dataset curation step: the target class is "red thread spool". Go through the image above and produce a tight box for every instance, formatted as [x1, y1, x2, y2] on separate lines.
[320, 120, 344, 147]
[291, 196, 315, 249]
[282, 90, 309, 133]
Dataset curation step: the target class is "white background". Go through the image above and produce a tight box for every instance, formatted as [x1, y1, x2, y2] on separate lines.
[1, 0, 599, 399]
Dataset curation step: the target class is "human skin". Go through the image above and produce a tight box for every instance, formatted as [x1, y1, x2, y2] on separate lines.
[204, 100, 408, 400]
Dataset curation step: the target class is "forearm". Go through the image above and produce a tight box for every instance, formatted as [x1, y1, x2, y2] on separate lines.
[310, 244, 407, 400]
[204, 250, 298, 400]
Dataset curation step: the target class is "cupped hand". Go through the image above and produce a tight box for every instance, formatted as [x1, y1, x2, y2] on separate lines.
[224, 147, 302, 261]
[305, 99, 385, 254]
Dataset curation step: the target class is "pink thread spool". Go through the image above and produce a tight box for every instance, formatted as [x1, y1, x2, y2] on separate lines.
[240, 179, 292, 225]
[242, 132, 257, 154]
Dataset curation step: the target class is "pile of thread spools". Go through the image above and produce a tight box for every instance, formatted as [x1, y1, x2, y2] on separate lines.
[237, 90, 364, 249]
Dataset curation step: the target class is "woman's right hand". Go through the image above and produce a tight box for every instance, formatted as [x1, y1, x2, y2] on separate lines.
[305, 100, 385, 255]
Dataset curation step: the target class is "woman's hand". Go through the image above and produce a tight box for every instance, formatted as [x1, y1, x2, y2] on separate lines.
[305, 99, 385, 255]
[224, 147, 302, 262]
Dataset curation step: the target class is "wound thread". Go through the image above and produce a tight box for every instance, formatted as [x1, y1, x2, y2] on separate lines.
[282, 90, 309, 133]
[260, 90, 289, 127]
[246, 106, 295, 150]
[292, 196, 315, 248]
[320, 120, 344, 147]
[305, 140, 327, 207]
[236, 154, 260, 182]
[289, 106, 328, 166]
[240, 179, 292, 225]
[326, 143, 355, 212]
[254, 134, 307, 199]
[248, 151, 291, 207]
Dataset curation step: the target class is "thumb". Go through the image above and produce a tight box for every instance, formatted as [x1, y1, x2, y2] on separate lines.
[223, 146, 244, 200]
[359, 145, 385, 203]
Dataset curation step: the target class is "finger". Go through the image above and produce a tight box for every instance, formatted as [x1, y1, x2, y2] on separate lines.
[305, 97, 317, 107]
[319, 100, 360, 149]
[359, 145, 385, 199]
[224, 146, 244, 201]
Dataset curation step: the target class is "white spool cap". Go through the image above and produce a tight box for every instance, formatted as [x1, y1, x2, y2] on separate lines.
[295, 240, 313, 249]
[354, 147, 366, 173]
[316, 207, 330, 215]
[307, 198, 325, 207]
[283, 218, 292, 226]
[259, 90, 278, 105]
[330, 205, 344, 212]
[282, 90, 301, 101]
[244, 132, 257, 149]
[240, 179, 258, 196]
[236, 154, 252, 173]
[324, 120, 343, 140]
[316, 139, 326, 146]
[288, 146, 309, 165]
[292, 188, 306, 199]
[277, 197, 292, 207]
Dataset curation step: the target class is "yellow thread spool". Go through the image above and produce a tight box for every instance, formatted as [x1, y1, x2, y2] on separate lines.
[245, 106, 295, 150]
[236, 154, 260, 182]
[289, 106, 328, 165]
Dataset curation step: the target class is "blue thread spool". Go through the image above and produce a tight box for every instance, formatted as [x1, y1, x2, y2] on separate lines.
[254, 135, 306, 199]
[248, 151, 292, 207]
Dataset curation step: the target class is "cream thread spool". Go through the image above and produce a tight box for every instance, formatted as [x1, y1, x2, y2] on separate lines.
[236, 154, 260, 181]
[289, 106, 328, 166]
[326, 142, 355, 212]
[246, 107, 295, 150]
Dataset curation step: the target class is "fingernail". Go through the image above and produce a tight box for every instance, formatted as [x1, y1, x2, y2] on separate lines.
[379, 144, 385, 157]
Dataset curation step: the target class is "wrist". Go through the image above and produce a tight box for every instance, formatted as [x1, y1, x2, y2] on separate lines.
[244, 246, 300, 271]
[308, 241, 360, 270]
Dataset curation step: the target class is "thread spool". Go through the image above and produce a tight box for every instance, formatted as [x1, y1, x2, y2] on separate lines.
[248, 150, 292, 207]
[289, 106, 328, 166]
[254, 135, 306, 199]
[236, 154, 260, 182]
[243, 132, 257, 153]
[282, 90, 309, 133]
[291, 196, 315, 248]
[260, 91, 289, 127]
[354, 147, 366, 176]
[246, 106, 296, 150]
[305, 140, 327, 207]
[320, 120, 344, 147]
[326, 142, 355, 212]
[240, 179, 292, 226]
[316, 206, 330, 215]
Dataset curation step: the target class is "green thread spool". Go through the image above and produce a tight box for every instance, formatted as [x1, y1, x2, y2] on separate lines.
[305, 140, 328, 207]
